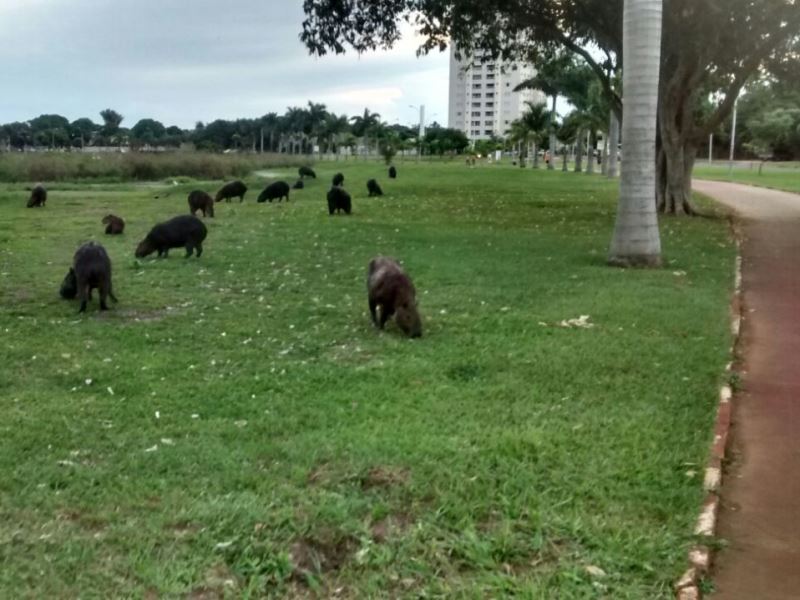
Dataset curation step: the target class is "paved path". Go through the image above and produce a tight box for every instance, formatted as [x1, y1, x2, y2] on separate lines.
[693, 180, 800, 599]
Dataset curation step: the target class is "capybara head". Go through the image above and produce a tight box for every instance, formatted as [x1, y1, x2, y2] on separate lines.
[395, 300, 422, 338]
[60, 268, 77, 299]
[101, 215, 113, 225]
[135, 238, 156, 258]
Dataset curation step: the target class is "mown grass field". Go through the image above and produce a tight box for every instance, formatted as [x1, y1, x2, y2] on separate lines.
[0, 163, 734, 598]
[694, 161, 800, 194]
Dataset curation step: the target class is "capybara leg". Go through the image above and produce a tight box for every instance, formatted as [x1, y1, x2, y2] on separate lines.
[185, 244, 194, 258]
[99, 293, 109, 311]
[105, 225, 112, 234]
[379, 305, 393, 329]
[195, 243, 203, 258]
[369, 300, 378, 326]
[239, 195, 244, 203]
[78, 285, 88, 313]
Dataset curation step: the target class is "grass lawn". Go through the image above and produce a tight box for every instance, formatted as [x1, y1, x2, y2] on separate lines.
[694, 161, 800, 194]
[0, 163, 734, 598]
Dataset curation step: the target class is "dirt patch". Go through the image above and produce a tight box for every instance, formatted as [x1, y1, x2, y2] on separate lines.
[290, 533, 358, 579]
[57, 509, 107, 532]
[370, 512, 414, 543]
[165, 520, 200, 538]
[360, 466, 410, 490]
[187, 563, 238, 599]
[307, 463, 333, 487]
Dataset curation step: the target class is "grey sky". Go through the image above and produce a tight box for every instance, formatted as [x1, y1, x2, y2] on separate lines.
[0, 0, 450, 129]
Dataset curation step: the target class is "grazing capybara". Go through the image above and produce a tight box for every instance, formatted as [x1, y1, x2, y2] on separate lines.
[135, 215, 207, 259]
[60, 242, 118, 313]
[367, 179, 383, 197]
[388, 166, 397, 179]
[214, 180, 247, 203]
[293, 180, 304, 190]
[332, 172, 344, 187]
[327, 186, 352, 215]
[367, 256, 422, 338]
[188, 190, 215, 217]
[27, 184, 47, 207]
[102, 214, 125, 234]
[257, 181, 291, 203]
[299, 166, 316, 179]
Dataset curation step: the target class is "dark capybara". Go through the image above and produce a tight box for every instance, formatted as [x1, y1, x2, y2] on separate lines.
[332, 172, 344, 187]
[188, 190, 215, 217]
[102, 214, 125, 234]
[27, 184, 47, 208]
[135, 215, 207, 259]
[214, 180, 247, 203]
[367, 179, 383, 197]
[61, 242, 118, 313]
[388, 166, 397, 179]
[257, 181, 291, 203]
[367, 256, 422, 338]
[299, 166, 316, 179]
[327, 186, 352, 215]
[293, 180, 304, 190]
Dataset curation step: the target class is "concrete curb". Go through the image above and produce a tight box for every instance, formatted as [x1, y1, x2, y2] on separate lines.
[675, 239, 743, 599]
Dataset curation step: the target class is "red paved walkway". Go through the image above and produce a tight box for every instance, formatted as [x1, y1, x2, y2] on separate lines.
[693, 180, 800, 600]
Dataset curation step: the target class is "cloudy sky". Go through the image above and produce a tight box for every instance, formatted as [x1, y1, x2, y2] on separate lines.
[0, 0, 450, 129]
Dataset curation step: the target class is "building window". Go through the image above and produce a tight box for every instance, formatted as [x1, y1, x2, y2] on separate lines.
[471, 111, 481, 116]
[472, 93, 481, 98]
[484, 111, 494, 117]
[485, 102, 494, 108]
[471, 102, 481, 108]
[486, 83, 495, 89]
[485, 93, 494, 99]
[484, 130, 493, 135]
[472, 84, 482, 90]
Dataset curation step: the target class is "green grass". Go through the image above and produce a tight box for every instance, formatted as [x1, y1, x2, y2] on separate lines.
[0, 164, 734, 598]
[694, 161, 800, 194]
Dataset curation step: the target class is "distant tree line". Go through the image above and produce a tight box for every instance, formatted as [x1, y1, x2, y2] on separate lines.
[0, 102, 470, 157]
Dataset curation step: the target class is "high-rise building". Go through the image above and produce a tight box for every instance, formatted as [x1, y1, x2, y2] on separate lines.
[447, 48, 545, 141]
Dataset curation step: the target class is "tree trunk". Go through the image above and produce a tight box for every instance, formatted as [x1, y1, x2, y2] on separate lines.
[533, 143, 539, 168]
[657, 114, 697, 215]
[607, 110, 620, 178]
[562, 147, 568, 171]
[586, 131, 596, 175]
[608, 0, 663, 267]
[548, 95, 557, 170]
[574, 130, 584, 173]
[601, 132, 609, 175]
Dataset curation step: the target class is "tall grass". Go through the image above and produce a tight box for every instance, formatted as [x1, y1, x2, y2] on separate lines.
[0, 152, 311, 183]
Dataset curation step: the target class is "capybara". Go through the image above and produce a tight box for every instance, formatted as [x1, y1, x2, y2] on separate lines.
[60, 242, 118, 313]
[135, 215, 207, 259]
[327, 186, 352, 215]
[367, 179, 383, 197]
[332, 172, 344, 187]
[293, 180, 305, 190]
[257, 181, 291, 203]
[299, 166, 316, 179]
[367, 256, 422, 338]
[27, 184, 47, 208]
[388, 166, 397, 179]
[188, 190, 215, 217]
[214, 180, 247, 203]
[102, 214, 125, 234]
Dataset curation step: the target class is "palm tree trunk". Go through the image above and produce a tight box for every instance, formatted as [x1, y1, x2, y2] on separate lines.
[574, 130, 584, 173]
[586, 130, 595, 174]
[562, 147, 568, 171]
[607, 110, 620, 178]
[548, 95, 557, 170]
[609, 0, 663, 267]
[532, 143, 539, 168]
[601, 132, 609, 175]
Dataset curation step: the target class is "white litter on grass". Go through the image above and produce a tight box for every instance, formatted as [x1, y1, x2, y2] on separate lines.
[107, 387, 114, 396]
[214, 540, 235, 550]
[155, 411, 160, 419]
[191, 414, 200, 419]
[85, 378, 93, 385]
[160, 438, 174, 446]
[673, 270, 688, 276]
[558, 315, 594, 329]
[585, 565, 607, 578]
[145, 445, 158, 453]
[234, 420, 248, 428]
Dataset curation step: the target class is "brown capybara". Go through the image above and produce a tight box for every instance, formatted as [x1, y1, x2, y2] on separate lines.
[27, 184, 47, 207]
[388, 166, 397, 179]
[102, 214, 125, 234]
[367, 256, 422, 338]
[257, 181, 290, 203]
[188, 190, 215, 217]
[214, 180, 247, 203]
[367, 179, 383, 197]
[135, 215, 207, 259]
[60, 242, 118, 313]
[327, 186, 351, 215]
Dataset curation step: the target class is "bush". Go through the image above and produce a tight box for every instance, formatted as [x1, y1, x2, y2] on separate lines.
[0, 151, 309, 183]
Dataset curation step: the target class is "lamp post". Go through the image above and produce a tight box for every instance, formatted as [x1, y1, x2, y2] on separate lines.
[728, 96, 739, 175]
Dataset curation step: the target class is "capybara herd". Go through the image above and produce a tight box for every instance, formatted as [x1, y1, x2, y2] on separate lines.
[45, 166, 418, 333]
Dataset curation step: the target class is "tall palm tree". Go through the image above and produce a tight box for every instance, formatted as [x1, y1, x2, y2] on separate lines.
[519, 101, 550, 168]
[608, 0, 663, 267]
[350, 108, 381, 159]
[259, 112, 279, 152]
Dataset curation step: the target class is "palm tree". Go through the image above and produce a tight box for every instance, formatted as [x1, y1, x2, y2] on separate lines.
[608, 0, 663, 267]
[259, 112, 279, 152]
[519, 101, 550, 168]
[320, 113, 351, 158]
[350, 108, 381, 159]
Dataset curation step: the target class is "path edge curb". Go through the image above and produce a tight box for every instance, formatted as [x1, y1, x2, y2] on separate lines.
[675, 223, 743, 599]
